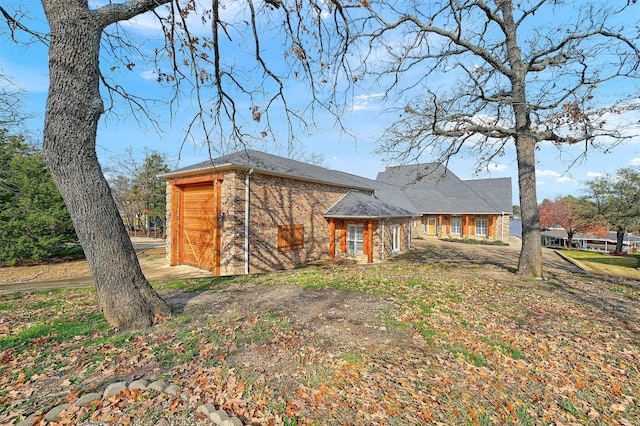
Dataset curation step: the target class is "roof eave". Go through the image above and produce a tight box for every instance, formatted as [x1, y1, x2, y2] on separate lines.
[324, 214, 415, 219]
[161, 164, 374, 192]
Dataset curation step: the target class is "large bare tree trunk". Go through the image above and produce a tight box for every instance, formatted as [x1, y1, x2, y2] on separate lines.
[499, 0, 543, 279]
[42, 0, 170, 329]
[515, 136, 543, 278]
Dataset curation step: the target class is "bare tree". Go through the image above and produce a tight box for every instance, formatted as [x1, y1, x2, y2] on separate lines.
[359, 0, 640, 277]
[0, 0, 354, 329]
[106, 148, 170, 237]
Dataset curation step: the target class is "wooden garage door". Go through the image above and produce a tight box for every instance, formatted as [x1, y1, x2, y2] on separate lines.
[180, 183, 217, 270]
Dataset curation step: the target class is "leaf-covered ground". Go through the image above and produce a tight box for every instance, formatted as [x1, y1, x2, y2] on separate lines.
[1, 262, 638, 425]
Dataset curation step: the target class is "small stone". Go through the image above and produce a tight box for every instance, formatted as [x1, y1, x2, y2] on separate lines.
[75, 392, 102, 407]
[197, 403, 217, 417]
[44, 404, 71, 422]
[148, 379, 168, 392]
[155, 418, 170, 426]
[16, 414, 40, 426]
[180, 391, 190, 401]
[208, 409, 229, 423]
[164, 384, 181, 396]
[220, 418, 244, 426]
[129, 379, 149, 391]
[103, 381, 128, 399]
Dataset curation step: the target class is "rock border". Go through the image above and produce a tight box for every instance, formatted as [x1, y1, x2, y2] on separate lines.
[16, 378, 244, 426]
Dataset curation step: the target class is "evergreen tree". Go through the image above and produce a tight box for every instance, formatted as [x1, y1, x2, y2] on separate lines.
[0, 130, 79, 265]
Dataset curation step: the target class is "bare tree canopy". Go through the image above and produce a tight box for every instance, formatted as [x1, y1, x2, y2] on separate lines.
[354, 0, 640, 277]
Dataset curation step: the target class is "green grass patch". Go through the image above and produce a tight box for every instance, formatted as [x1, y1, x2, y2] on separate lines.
[0, 312, 107, 351]
[483, 337, 524, 360]
[154, 276, 238, 292]
[337, 350, 364, 365]
[559, 249, 640, 278]
[445, 345, 487, 367]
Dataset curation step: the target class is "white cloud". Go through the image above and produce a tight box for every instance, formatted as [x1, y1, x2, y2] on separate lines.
[630, 158, 640, 166]
[352, 93, 384, 112]
[586, 171, 606, 178]
[140, 70, 158, 81]
[536, 169, 574, 183]
[536, 169, 562, 178]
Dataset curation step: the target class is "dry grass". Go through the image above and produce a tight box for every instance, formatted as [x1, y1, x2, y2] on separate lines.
[1, 262, 639, 425]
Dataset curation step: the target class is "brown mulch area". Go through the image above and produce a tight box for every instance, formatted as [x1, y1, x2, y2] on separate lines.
[1, 262, 639, 425]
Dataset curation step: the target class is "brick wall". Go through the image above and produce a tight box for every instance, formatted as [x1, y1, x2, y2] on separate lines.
[217, 171, 349, 274]
[166, 169, 415, 275]
[413, 214, 510, 242]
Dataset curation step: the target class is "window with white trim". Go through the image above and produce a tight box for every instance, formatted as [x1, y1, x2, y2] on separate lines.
[450, 217, 462, 235]
[347, 224, 364, 255]
[475, 218, 488, 236]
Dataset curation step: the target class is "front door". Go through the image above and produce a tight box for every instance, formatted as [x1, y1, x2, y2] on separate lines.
[426, 218, 437, 236]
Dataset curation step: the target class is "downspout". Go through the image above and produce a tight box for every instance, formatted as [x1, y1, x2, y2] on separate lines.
[244, 169, 254, 275]
[381, 220, 385, 260]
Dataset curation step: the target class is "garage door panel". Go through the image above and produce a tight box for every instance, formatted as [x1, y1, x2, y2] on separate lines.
[180, 183, 217, 270]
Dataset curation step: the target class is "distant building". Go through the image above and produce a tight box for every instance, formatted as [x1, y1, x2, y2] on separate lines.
[541, 228, 640, 253]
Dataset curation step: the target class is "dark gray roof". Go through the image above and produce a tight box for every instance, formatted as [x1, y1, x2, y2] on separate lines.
[165, 150, 510, 218]
[163, 149, 373, 191]
[376, 163, 512, 214]
[324, 190, 415, 218]
[163, 149, 418, 218]
[465, 178, 512, 213]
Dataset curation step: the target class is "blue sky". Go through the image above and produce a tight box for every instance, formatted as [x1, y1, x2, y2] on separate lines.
[1, 1, 640, 207]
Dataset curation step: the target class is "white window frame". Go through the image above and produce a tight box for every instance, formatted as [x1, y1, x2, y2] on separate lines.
[392, 224, 401, 252]
[475, 218, 488, 237]
[450, 217, 462, 235]
[347, 224, 364, 255]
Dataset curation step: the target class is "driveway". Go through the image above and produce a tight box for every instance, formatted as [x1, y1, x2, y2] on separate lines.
[394, 236, 580, 273]
[0, 238, 213, 294]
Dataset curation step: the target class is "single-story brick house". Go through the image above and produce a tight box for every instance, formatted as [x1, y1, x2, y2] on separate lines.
[162, 150, 511, 275]
[376, 163, 512, 242]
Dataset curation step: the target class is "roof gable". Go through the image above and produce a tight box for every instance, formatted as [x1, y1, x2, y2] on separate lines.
[324, 190, 415, 218]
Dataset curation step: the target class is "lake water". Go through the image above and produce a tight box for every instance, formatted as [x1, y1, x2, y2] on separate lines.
[510, 218, 522, 237]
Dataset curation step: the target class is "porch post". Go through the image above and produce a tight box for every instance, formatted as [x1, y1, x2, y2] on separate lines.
[367, 220, 374, 263]
[329, 218, 336, 258]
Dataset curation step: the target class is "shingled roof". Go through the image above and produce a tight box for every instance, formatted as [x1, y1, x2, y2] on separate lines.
[163, 149, 373, 191]
[376, 163, 511, 214]
[164, 150, 511, 218]
[162, 149, 418, 218]
[325, 190, 417, 219]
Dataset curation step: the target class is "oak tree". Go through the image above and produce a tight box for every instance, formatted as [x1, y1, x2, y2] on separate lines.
[361, 0, 640, 277]
[1, 0, 352, 329]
